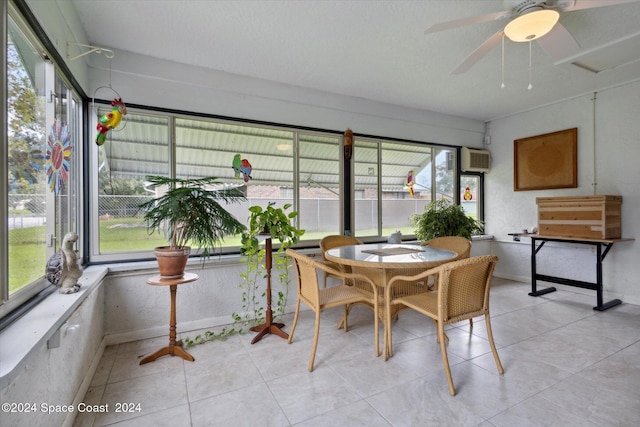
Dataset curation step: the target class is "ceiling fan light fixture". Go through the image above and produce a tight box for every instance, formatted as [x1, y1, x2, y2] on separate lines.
[504, 9, 560, 42]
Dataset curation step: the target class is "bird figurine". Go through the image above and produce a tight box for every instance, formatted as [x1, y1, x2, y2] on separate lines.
[232, 154, 253, 182]
[95, 98, 127, 146]
[45, 232, 83, 294]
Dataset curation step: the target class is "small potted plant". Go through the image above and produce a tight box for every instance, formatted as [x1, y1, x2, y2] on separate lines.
[138, 175, 247, 278]
[410, 199, 483, 241]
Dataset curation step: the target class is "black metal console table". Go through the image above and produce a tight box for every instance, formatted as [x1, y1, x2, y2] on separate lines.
[524, 235, 633, 311]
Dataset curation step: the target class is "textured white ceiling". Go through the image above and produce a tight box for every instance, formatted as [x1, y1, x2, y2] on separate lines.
[68, 0, 640, 121]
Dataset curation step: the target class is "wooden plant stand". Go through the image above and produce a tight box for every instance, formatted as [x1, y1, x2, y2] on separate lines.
[140, 272, 198, 364]
[250, 237, 289, 344]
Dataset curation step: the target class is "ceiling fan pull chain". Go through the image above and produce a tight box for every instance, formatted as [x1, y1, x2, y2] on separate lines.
[528, 40, 533, 90]
[501, 33, 505, 89]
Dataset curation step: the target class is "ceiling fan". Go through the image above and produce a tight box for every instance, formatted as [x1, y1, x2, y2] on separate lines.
[425, 0, 640, 74]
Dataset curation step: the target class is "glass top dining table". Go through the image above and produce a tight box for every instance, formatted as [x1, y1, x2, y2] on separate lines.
[325, 242, 456, 269]
[324, 242, 458, 359]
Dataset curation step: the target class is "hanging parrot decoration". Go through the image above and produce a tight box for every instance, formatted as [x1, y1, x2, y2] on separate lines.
[240, 158, 252, 182]
[232, 154, 253, 183]
[232, 154, 242, 179]
[95, 98, 127, 146]
[407, 170, 415, 198]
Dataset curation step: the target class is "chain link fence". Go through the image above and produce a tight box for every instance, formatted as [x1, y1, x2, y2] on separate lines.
[97, 195, 153, 219]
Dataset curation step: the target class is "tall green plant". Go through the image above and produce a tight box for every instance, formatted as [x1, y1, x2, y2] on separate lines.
[410, 199, 483, 241]
[184, 202, 305, 347]
[138, 175, 246, 253]
[238, 203, 305, 326]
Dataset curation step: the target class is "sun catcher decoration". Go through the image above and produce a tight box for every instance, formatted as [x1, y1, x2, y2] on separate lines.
[95, 98, 127, 146]
[407, 170, 415, 198]
[463, 186, 473, 200]
[46, 119, 72, 194]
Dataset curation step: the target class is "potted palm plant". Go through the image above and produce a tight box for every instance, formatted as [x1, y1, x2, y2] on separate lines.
[410, 199, 483, 241]
[138, 175, 247, 278]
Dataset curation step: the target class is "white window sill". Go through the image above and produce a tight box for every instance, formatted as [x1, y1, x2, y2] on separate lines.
[0, 266, 108, 389]
[0, 254, 245, 390]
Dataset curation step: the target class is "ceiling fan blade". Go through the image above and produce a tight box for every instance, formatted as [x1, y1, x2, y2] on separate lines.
[557, 0, 640, 12]
[425, 10, 512, 34]
[452, 30, 503, 74]
[537, 22, 580, 61]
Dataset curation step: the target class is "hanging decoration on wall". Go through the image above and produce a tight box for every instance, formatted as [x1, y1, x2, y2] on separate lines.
[45, 119, 72, 194]
[95, 97, 127, 146]
[344, 128, 353, 160]
[463, 186, 473, 201]
[406, 170, 415, 198]
[232, 154, 253, 182]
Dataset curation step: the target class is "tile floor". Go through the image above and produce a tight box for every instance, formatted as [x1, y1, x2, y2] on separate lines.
[74, 278, 640, 426]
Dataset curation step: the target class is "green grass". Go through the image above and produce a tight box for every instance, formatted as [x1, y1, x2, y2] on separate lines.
[8, 220, 423, 293]
[98, 218, 167, 252]
[8, 225, 47, 292]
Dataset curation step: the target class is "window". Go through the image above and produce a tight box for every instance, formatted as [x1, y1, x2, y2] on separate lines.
[2, 9, 82, 318]
[298, 133, 341, 239]
[91, 113, 343, 260]
[94, 110, 169, 260]
[461, 174, 483, 221]
[353, 138, 457, 239]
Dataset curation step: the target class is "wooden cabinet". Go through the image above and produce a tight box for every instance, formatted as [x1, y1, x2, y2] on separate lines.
[536, 195, 622, 239]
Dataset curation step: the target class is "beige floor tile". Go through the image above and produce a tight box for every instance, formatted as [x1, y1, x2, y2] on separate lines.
[76, 278, 640, 427]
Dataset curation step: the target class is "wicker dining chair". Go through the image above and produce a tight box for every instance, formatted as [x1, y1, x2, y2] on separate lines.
[319, 235, 362, 287]
[422, 236, 474, 325]
[286, 249, 380, 372]
[422, 236, 471, 261]
[386, 255, 503, 395]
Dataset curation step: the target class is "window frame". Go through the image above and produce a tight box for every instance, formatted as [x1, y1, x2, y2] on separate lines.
[2, 2, 83, 320]
[351, 135, 464, 241]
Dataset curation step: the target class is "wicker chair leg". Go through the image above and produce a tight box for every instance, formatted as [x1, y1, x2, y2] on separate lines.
[342, 305, 349, 331]
[485, 314, 504, 374]
[288, 298, 301, 344]
[308, 310, 322, 372]
[438, 325, 456, 396]
[337, 303, 354, 330]
[432, 319, 449, 343]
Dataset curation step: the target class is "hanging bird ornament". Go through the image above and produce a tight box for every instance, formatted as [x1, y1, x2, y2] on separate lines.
[232, 154, 243, 178]
[240, 158, 252, 182]
[232, 153, 253, 183]
[95, 98, 127, 146]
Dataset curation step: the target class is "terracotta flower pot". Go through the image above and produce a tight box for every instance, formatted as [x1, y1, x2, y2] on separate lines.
[154, 246, 191, 278]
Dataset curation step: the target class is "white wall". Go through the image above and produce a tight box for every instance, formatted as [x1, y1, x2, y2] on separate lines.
[486, 82, 640, 305]
[83, 49, 485, 147]
[103, 259, 253, 344]
[0, 284, 105, 427]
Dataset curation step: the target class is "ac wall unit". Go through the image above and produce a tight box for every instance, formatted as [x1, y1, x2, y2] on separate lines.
[461, 147, 491, 173]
